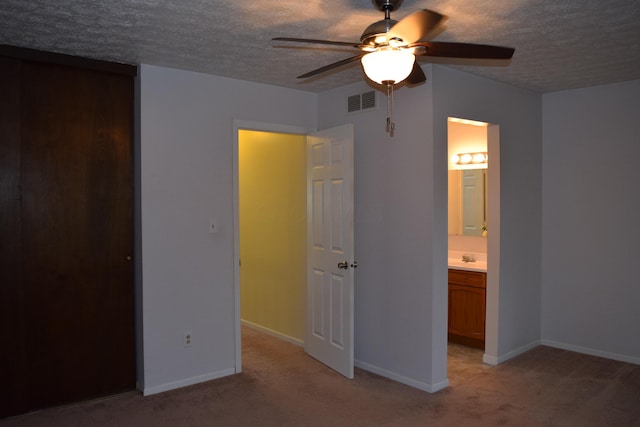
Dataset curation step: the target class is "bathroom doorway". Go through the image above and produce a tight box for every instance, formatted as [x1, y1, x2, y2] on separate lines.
[447, 117, 501, 381]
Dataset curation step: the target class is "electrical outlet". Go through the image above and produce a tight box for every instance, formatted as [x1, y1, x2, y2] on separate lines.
[184, 331, 193, 347]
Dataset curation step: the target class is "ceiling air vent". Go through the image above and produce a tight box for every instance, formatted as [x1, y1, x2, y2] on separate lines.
[347, 90, 377, 114]
[347, 94, 361, 113]
[361, 90, 376, 110]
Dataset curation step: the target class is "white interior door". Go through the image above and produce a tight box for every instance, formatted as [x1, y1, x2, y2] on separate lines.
[305, 124, 355, 379]
[462, 169, 484, 236]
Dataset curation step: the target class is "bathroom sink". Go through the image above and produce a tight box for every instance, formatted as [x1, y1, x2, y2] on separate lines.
[448, 259, 487, 272]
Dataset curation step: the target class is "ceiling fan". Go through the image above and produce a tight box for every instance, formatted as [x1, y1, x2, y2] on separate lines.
[273, 0, 515, 87]
[273, 0, 514, 135]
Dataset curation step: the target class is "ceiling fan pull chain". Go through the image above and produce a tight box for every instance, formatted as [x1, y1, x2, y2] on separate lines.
[386, 81, 395, 136]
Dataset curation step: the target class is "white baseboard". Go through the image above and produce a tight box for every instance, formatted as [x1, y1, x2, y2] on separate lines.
[241, 319, 304, 347]
[482, 353, 499, 366]
[143, 368, 236, 396]
[354, 359, 449, 393]
[541, 339, 640, 365]
[483, 340, 541, 365]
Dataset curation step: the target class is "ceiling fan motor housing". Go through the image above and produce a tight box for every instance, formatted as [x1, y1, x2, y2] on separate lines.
[360, 18, 398, 46]
[362, 1, 404, 46]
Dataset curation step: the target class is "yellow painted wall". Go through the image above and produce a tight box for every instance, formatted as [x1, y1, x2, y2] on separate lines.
[239, 130, 306, 341]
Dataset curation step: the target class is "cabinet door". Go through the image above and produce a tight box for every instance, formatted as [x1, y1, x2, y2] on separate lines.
[448, 284, 486, 342]
[20, 61, 135, 412]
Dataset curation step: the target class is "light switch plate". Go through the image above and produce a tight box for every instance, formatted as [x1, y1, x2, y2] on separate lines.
[208, 218, 218, 234]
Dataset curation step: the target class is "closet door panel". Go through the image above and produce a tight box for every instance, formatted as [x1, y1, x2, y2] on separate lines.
[0, 57, 28, 418]
[21, 62, 135, 409]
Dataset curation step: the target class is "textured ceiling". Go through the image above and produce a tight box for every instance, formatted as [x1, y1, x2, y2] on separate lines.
[1, 0, 639, 93]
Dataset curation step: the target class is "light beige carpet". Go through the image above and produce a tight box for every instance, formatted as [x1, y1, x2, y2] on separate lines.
[3, 327, 639, 426]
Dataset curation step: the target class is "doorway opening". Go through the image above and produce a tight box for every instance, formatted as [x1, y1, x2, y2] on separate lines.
[233, 122, 356, 378]
[446, 117, 501, 383]
[233, 122, 309, 372]
[236, 128, 307, 369]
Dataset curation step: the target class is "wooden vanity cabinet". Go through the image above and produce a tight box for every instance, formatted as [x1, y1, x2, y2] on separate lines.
[448, 269, 486, 349]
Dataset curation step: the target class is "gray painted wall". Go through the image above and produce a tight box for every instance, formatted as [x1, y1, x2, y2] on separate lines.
[319, 74, 442, 390]
[137, 61, 636, 397]
[139, 64, 317, 394]
[541, 80, 640, 363]
[317, 64, 542, 390]
[432, 66, 543, 361]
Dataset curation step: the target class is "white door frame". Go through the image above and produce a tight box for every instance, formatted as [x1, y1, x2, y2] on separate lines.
[445, 119, 501, 367]
[483, 124, 501, 364]
[232, 120, 310, 373]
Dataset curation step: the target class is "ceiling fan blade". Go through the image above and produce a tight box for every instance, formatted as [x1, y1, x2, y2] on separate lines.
[273, 37, 362, 48]
[297, 54, 364, 79]
[411, 41, 515, 59]
[405, 62, 426, 85]
[387, 9, 447, 45]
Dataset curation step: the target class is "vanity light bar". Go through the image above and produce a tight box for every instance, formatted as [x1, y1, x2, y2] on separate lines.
[451, 152, 488, 165]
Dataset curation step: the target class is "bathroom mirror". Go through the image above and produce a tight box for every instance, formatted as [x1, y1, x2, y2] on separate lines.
[448, 169, 487, 236]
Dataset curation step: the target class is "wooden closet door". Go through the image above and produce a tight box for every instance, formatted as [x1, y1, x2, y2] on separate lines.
[20, 61, 135, 410]
[0, 57, 28, 418]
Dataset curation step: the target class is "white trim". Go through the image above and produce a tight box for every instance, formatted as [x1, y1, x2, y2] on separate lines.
[482, 353, 499, 366]
[142, 368, 235, 396]
[234, 120, 310, 135]
[232, 120, 311, 375]
[541, 340, 640, 366]
[241, 319, 304, 347]
[355, 359, 449, 393]
[483, 340, 541, 365]
[484, 123, 501, 362]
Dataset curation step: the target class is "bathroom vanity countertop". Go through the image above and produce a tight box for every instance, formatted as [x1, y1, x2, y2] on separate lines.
[448, 259, 487, 272]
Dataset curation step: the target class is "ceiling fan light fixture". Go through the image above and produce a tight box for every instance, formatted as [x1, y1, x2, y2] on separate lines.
[361, 48, 415, 84]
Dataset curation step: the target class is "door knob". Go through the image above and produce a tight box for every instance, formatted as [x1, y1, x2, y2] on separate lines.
[337, 261, 349, 270]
